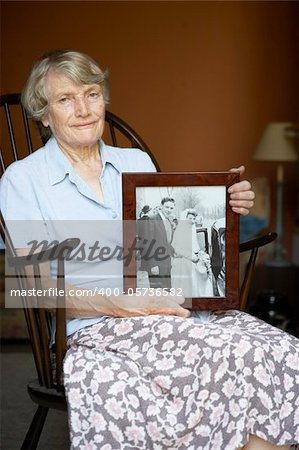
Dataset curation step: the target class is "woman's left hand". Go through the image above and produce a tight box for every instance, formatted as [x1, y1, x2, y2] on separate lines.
[228, 166, 255, 216]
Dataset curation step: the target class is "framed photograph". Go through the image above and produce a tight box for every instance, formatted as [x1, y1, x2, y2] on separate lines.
[122, 172, 240, 310]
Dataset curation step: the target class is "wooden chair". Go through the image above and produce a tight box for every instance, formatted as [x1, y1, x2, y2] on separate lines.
[0, 92, 277, 311]
[0, 92, 277, 448]
[0, 212, 79, 449]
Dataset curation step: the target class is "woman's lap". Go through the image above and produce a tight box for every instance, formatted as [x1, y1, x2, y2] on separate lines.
[64, 312, 299, 449]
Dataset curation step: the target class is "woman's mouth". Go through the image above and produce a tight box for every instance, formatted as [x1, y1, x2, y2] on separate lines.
[73, 121, 96, 128]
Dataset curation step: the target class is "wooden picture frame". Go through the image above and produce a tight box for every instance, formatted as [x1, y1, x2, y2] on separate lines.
[122, 172, 240, 310]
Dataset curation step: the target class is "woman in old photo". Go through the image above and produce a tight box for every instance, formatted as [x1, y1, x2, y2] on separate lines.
[171, 209, 216, 297]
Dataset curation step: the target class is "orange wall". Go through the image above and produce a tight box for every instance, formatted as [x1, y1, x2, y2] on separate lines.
[1, 1, 299, 254]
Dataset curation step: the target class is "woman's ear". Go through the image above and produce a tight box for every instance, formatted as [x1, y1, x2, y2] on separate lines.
[41, 117, 49, 127]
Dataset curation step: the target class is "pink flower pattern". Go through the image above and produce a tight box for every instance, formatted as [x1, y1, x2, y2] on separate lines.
[64, 311, 299, 449]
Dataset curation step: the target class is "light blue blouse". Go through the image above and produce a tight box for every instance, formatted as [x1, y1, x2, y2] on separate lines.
[0, 137, 210, 336]
[0, 136, 157, 221]
[0, 137, 158, 335]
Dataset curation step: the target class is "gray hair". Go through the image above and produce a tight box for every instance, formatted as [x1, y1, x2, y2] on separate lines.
[21, 49, 109, 139]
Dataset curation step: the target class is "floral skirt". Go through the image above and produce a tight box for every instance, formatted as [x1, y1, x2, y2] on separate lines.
[64, 311, 299, 449]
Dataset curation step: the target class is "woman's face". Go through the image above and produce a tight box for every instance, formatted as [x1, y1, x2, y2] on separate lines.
[187, 213, 196, 225]
[42, 71, 105, 151]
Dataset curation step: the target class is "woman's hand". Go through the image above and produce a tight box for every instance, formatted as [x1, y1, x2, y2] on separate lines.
[109, 291, 191, 318]
[197, 251, 212, 275]
[228, 166, 255, 216]
[21, 246, 191, 319]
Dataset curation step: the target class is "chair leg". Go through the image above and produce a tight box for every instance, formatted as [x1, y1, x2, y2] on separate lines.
[21, 405, 49, 450]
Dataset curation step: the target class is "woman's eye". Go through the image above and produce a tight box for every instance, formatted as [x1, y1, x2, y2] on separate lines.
[59, 97, 69, 104]
[89, 92, 99, 99]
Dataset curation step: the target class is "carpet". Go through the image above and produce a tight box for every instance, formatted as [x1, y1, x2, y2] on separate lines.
[0, 345, 69, 450]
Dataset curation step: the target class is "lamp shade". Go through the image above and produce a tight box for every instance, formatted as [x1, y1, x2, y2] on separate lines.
[254, 122, 298, 162]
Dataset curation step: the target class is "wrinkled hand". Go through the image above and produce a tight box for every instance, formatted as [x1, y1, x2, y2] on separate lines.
[110, 290, 191, 318]
[228, 166, 255, 216]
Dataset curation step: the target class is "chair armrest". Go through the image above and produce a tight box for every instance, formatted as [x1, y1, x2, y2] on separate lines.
[239, 232, 277, 253]
[239, 231, 277, 312]
[7, 238, 80, 268]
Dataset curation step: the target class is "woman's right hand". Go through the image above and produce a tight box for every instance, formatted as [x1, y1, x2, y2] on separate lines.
[108, 291, 191, 318]
[26, 254, 191, 320]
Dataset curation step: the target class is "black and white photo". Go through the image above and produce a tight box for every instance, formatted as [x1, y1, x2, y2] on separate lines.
[123, 171, 240, 310]
[135, 186, 226, 298]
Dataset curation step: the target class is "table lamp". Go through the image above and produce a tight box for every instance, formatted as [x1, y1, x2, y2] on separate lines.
[254, 122, 298, 267]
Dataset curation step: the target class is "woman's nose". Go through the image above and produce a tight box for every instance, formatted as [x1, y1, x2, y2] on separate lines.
[74, 96, 89, 116]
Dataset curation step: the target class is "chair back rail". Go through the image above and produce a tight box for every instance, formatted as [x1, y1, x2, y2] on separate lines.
[55, 257, 67, 389]
[0, 93, 34, 162]
[0, 146, 6, 174]
[33, 263, 53, 388]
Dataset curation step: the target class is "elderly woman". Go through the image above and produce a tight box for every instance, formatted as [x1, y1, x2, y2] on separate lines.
[1, 50, 298, 450]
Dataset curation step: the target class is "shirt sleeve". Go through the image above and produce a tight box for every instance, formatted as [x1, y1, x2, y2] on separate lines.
[138, 150, 157, 173]
[0, 162, 48, 248]
[0, 162, 44, 220]
[124, 148, 158, 173]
